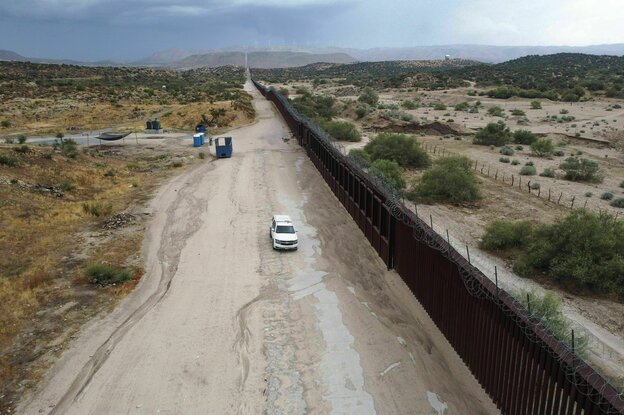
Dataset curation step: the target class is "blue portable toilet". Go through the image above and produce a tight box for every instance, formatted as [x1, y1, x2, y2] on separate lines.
[193, 133, 203, 147]
[195, 124, 207, 134]
[215, 136, 233, 158]
[199, 132, 205, 146]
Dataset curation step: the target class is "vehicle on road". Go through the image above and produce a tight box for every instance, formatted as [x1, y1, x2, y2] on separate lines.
[270, 215, 298, 250]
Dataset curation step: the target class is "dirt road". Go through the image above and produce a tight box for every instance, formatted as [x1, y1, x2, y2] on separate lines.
[18, 81, 498, 415]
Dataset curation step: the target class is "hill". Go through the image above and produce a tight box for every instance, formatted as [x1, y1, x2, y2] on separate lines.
[0, 50, 26, 61]
[171, 51, 356, 69]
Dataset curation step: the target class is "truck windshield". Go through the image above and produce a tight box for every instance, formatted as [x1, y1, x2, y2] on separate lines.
[276, 225, 295, 233]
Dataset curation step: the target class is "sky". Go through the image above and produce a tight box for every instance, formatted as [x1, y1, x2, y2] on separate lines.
[0, 0, 622, 61]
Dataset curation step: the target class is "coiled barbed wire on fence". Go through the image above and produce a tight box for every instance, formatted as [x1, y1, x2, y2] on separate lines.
[255, 80, 624, 412]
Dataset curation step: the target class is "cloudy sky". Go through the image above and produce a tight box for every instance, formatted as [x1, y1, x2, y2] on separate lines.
[0, 0, 622, 60]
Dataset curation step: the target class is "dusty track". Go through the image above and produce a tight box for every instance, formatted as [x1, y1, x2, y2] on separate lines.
[18, 81, 499, 414]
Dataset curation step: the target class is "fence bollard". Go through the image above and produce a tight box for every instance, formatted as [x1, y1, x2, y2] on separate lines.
[571, 196, 575, 209]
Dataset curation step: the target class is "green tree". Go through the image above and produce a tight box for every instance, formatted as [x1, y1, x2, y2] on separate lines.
[559, 157, 601, 182]
[513, 130, 538, 145]
[531, 138, 555, 157]
[473, 122, 512, 146]
[368, 159, 406, 190]
[364, 133, 430, 168]
[530, 101, 542, 109]
[411, 156, 482, 204]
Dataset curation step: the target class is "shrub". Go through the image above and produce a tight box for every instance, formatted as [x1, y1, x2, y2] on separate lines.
[531, 138, 554, 157]
[411, 156, 482, 204]
[364, 133, 430, 168]
[85, 263, 131, 285]
[611, 198, 624, 208]
[402, 100, 418, 110]
[520, 165, 537, 176]
[525, 161, 534, 166]
[348, 148, 371, 165]
[17, 135, 27, 144]
[530, 182, 541, 190]
[479, 220, 533, 251]
[511, 109, 526, 116]
[530, 101, 542, 109]
[513, 210, 624, 299]
[601, 192, 614, 201]
[358, 87, 379, 106]
[559, 109, 569, 114]
[355, 105, 368, 119]
[513, 130, 537, 145]
[474, 122, 512, 146]
[54, 138, 78, 158]
[59, 181, 75, 191]
[433, 103, 447, 111]
[321, 120, 361, 142]
[0, 154, 19, 167]
[559, 157, 601, 182]
[585, 192, 593, 197]
[1, 120, 11, 128]
[487, 106, 505, 117]
[13, 145, 30, 154]
[499, 157, 510, 163]
[511, 159, 520, 165]
[82, 202, 113, 217]
[4, 137, 14, 144]
[515, 145, 524, 150]
[540, 168, 556, 178]
[553, 149, 565, 157]
[368, 159, 406, 190]
[500, 145, 515, 156]
[171, 161, 183, 168]
[619, 180, 624, 189]
[198, 151, 206, 160]
[454, 102, 469, 111]
[56, 132, 64, 139]
[127, 162, 140, 169]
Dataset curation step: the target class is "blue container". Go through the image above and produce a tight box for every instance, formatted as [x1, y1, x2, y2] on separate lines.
[215, 136, 233, 158]
[199, 133, 205, 145]
[193, 134, 202, 147]
[195, 124, 207, 133]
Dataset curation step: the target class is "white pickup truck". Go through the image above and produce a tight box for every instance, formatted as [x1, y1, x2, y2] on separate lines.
[269, 215, 298, 250]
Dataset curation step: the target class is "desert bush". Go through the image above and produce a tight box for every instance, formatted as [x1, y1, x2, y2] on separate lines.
[358, 87, 379, 107]
[402, 100, 418, 110]
[525, 161, 534, 166]
[559, 157, 601, 182]
[511, 109, 526, 116]
[0, 154, 19, 167]
[540, 167, 556, 178]
[85, 263, 130, 285]
[515, 145, 524, 150]
[530, 101, 542, 109]
[530, 182, 541, 190]
[348, 148, 371, 165]
[355, 105, 368, 119]
[1, 120, 11, 128]
[601, 192, 614, 200]
[487, 106, 505, 117]
[560, 109, 569, 114]
[512, 129, 537, 145]
[500, 145, 515, 156]
[56, 132, 64, 139]
[54, 138, 78, 158]
[368, 159, 406, 190]
[553, 149, 565, 157]
[17, 135, 27, 144]
[198, 151, 206, 160]
[531, 138, 555, 157]
[454, 102, 469, 111]
[320, 120, 361, 142]
[499, 157, 510, 163]
[619, 180, 624, 188]
[59, 180, 75, 191]
[126, 162, 140, 169]
[611, 198, 624, 208]
[511, 159, 520, 165]
[171, 161, 183, 168]
[512, 210, 624, 300]
[585, 192, 593, 197]
[410, 155, 481, 204]
[433, 103, 447, 111]
[364, 133, 430, 168]
[480, 220, 533, 251]
[4, 137, 15, 144]
[474, 122, 512, 146]
[520, 165, 537, 176]
[13, 145, 30, 154]
[82, 202, 113, 217]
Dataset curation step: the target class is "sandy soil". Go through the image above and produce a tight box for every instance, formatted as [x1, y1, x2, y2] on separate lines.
[17, 80, 499, 414]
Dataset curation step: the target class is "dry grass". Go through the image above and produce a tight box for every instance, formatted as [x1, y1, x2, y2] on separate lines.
[0, 143, 190, 410]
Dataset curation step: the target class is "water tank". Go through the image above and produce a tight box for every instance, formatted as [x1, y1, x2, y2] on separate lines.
[146, 120, 153, 129]
[152, 119, 161, 130]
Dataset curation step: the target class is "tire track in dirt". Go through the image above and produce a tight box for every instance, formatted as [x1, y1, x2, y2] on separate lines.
[48, 161, 216, 414]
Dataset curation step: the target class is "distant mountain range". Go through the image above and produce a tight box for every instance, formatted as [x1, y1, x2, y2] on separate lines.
[2, 43, 624, 68]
